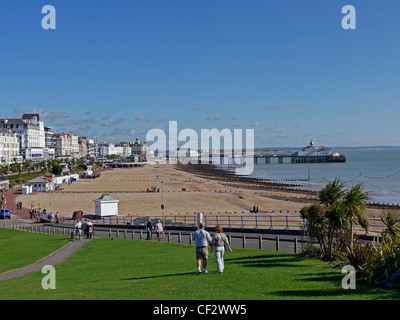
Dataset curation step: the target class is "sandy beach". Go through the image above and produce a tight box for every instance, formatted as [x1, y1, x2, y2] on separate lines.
[15, 163, 385, 230]
[16, 164, 307, 216]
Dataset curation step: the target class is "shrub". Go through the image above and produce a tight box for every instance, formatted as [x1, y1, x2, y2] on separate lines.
[365, 237, 400, 285]
[381, 210, 400, 243]
[346, 240, 375, 279]
[300, 243, 322, 259]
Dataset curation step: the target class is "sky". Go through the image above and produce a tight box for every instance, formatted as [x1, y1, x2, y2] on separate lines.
[0, 0, 399, 148]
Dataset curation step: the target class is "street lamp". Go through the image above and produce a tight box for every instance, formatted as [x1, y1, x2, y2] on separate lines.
[155, 176, 165, 227]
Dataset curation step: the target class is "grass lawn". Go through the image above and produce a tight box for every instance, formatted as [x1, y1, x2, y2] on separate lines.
[0, 231, 399, 300]
[0, 229, 72, 274]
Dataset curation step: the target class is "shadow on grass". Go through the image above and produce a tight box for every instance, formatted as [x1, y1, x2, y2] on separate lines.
[228, 254, 400, 299]
[270, 288, 353, 298]
[271, 285, 400, 299]
[122, 271, 196, 281]
[226, 253, 305, 268]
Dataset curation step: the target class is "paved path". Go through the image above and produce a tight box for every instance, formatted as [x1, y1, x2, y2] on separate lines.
[0, 239, 88, 281]
[1, 186, 32, 219]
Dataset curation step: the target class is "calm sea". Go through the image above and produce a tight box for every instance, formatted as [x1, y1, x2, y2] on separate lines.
[248, 149, 400, 205]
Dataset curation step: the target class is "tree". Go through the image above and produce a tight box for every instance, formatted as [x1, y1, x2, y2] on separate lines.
[319, 178, 345, 207]
[301, 179, 371, 260]
[300, 203, 332, 260]
[51, 164, 63, 176]
[318, 179, 348, 259]
[342, 183, 370, 253]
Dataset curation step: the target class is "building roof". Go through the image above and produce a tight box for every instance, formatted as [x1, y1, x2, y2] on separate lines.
[22, 113, 40, 121]
[93, 194, 119, 202]
[28, 176, 51, 184]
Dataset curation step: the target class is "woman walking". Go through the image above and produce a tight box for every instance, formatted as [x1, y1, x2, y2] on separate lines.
[212, 225, 232, 273]
[154, 219, 164, 241]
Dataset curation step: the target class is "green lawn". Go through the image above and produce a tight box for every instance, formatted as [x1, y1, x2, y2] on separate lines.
[0, 230, 399, 300]
[0, 229, 72, 274]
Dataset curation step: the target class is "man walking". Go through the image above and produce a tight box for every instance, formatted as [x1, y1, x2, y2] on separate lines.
[75, 219, 82, 240]
[192, 222, 213, 274]
[146, 218, 153, 240]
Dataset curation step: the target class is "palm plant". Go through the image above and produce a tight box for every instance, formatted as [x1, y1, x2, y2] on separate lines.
[319, 179, 348, 258]
[342, 183, 371, 253]
[319, 178, 345, 207]
[367, 237, 400, 284]
[381, 210, 400, 243]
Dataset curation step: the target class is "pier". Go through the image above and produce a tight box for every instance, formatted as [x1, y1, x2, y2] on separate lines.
[254, 154, 346, 164]
[164, 153, 346, 165]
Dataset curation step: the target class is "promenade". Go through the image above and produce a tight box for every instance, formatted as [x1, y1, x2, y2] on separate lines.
[1, 186, 32, 219]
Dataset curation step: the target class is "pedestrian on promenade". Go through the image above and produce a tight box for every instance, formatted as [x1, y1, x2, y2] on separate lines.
[55, 212, 59, 224]
[146, 217, 153, 240]
[211, 225, 232, 273]
[87, 220, 93, 239]
[75, 219, 82, 240]
[82, 219, 89, 239]
[154, 219, 164, 241]
[192, 222, 213, 274]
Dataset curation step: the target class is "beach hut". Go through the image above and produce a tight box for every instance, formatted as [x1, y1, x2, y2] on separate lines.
[22, 185, 32, 195]
[93, 194, 119, 217]
[27, 176, 53, 192]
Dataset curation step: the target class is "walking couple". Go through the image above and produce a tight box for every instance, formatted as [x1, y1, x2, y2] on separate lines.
[192, 223, 232, 274]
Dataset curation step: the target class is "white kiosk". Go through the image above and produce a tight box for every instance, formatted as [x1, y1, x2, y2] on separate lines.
[94, 194, 119, 217]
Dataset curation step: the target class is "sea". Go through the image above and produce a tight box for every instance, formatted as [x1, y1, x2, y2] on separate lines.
[247, 149, 400, 205]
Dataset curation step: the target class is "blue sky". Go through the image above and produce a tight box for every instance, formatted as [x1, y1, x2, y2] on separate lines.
[0, 0, 399, 147]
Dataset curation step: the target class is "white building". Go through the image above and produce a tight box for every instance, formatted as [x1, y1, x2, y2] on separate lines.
[99, 142, 130, 157]
[27, 176, 53, 192]
[98, 142, 115, 157]
[44, 126, 56, 160]
[130, 139, 148, 155]
[0, 130, 21, 165]
[71, 134, 79, 156]
[54, 132, 79, 158]
[0, 114, 46, 162]
[86, 137, 98, 158]
[115, 142, 132, 157]
[93, 194, 119, 217]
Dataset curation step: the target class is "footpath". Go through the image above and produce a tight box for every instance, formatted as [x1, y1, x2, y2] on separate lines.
[1, 187, 90, 281]
[0, 239, 88, 281]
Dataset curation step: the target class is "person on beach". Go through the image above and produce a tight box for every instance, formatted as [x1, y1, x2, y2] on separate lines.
[192, 222, 213, 274]
[211, 225, 232, 273]
[154, 219, 164, 240]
